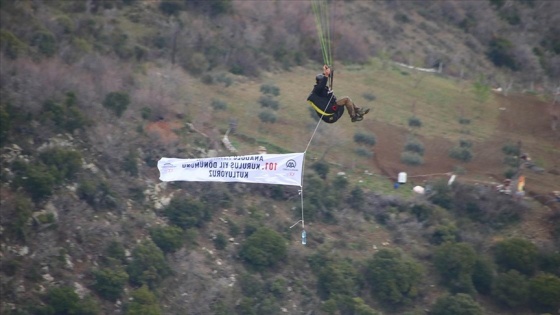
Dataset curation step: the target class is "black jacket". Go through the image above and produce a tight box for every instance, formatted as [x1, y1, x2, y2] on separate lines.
[307, 75, 343, 123]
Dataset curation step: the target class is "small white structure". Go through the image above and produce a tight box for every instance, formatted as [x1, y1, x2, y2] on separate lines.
[398, 172, 407, 184]
[448, 175, 456, 186]
[413, 186, 425, 194]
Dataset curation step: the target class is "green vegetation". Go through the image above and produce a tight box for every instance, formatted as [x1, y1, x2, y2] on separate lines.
[1, 1, 558, 314]
[103, 91, 130, 117]
[125, 285, 162, 315]
[127, 240, 171, 289]
[92, 267, 129, 301]
[213, 232, 228, 250]
[431, 293, 484, 315]
[354, 132, 377, 146]
[449, 139, 474, 162]
[239, 228, 287, 270]
[163, 196, 211, 229]
[260, 84, 280, 96]
[492, 270, 529, 307]
[36, 286, 99, 315]
[41, 92, 90, 133]
[434, 242, 477, 294]
[258, 109, 277, 124]
[528, 273, 560, 312]
[401, 136, 424, 166]
[365, 249, 423, 305]
[149, 225, 184, 253]
[494, 238, 539, 275]
[77, 178, 118, 210]
[211, 99, 228, 111]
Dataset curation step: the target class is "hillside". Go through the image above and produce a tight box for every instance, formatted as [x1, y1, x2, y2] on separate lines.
[1, 1, 560, 315]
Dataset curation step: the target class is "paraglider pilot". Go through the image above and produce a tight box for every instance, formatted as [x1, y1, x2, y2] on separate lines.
[307, 65, 369, 123]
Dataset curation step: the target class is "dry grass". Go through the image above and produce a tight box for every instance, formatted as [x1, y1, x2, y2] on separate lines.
[147, 58, 559, 199]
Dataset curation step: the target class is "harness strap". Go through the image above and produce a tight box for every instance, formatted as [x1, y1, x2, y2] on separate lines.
[308, 100, 334, 116]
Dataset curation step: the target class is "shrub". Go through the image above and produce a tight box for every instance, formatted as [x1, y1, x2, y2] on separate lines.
[13, 161, 56, 201]
[471, 258, 494, 295]
[258, 110, 277, 124]
[430, 293, 484, 315]
[42, 93, 90, 132]
[77, 179, 117, 210]
[0, 29, 27, 59]
[228, 220, 240, 237]
[430, 223, 459, 245]
[449, 146, 473, 162]
[239, 228, 287, 270]
[211, 99, 228, 111]
[102, 241, 126, 266]
[260, 84, 280, 96]
[492, 270, 529, 307]
[355, 147, 373, 158]
[332, 175, 348, 190]
[394, 12, 410, 23]
[365, 249, 423, 305]
[458, 117, 471, 125]
[3, 194, 33, 242]
[540, 251, 560, 276]
[362, 92, 376, 101]
[215, 75, 233, 87]
[458, 139, 472, 148]
[39, 148, 82, 183]
[317, 260, 359, 299]
[428, 180, 453, 209]
[487, 37, 517, 71]
[141, 107, 152, 120]
[502, 142, 521, 156]
[311, 161, 329, 179]
[400, 151, 423, 166]
[32, 30, 57, 57]
[123, 150, 139, 177]
[452, 183, 526, 228]
[239, 273, 264, 297]
[214, 233, 227, 250]
[434, 242, 477, 294]
[410, 204, 433, 222]
[494, 238, 538, 275]
[404, 137, 424, 155]
[258, 96, 280, 110]
[408, 116, 422, 128]
[163, 197, 210, 229]
[103, 91, 130, 117]
[529, 273, 560, 312]
[40, 286, 99, 315]
[0, 104, 11, 147]
[126, 285, 162, 315]
[92, 267, 129, 301]
[159, 0, 183, 15]
[353, 132, 377, 146]
[149, 226, 184, 253]
[127, 240, 171, 288]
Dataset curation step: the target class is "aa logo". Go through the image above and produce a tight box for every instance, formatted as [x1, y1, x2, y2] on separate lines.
[286, 159, 297, 168]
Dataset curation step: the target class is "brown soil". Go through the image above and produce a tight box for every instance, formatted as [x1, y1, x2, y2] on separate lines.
[369, 92, 559, 244]
[371, 92, 559, 194]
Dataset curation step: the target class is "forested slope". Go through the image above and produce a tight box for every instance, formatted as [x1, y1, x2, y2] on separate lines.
[1, 1, 559, 314]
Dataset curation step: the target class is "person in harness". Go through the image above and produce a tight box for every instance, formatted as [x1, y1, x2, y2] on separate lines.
[307, 65, 369, 123]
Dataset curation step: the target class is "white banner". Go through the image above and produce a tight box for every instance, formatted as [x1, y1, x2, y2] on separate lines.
[158, 153, 305, 186]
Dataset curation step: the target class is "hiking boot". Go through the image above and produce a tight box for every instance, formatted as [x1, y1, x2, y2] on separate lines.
[357, 108, 370, 116]
[351, 115, 363, 122]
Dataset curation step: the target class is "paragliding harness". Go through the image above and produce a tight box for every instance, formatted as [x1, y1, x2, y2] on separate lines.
[307, 71, 342, 123]
[307, 94, 342, 123]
